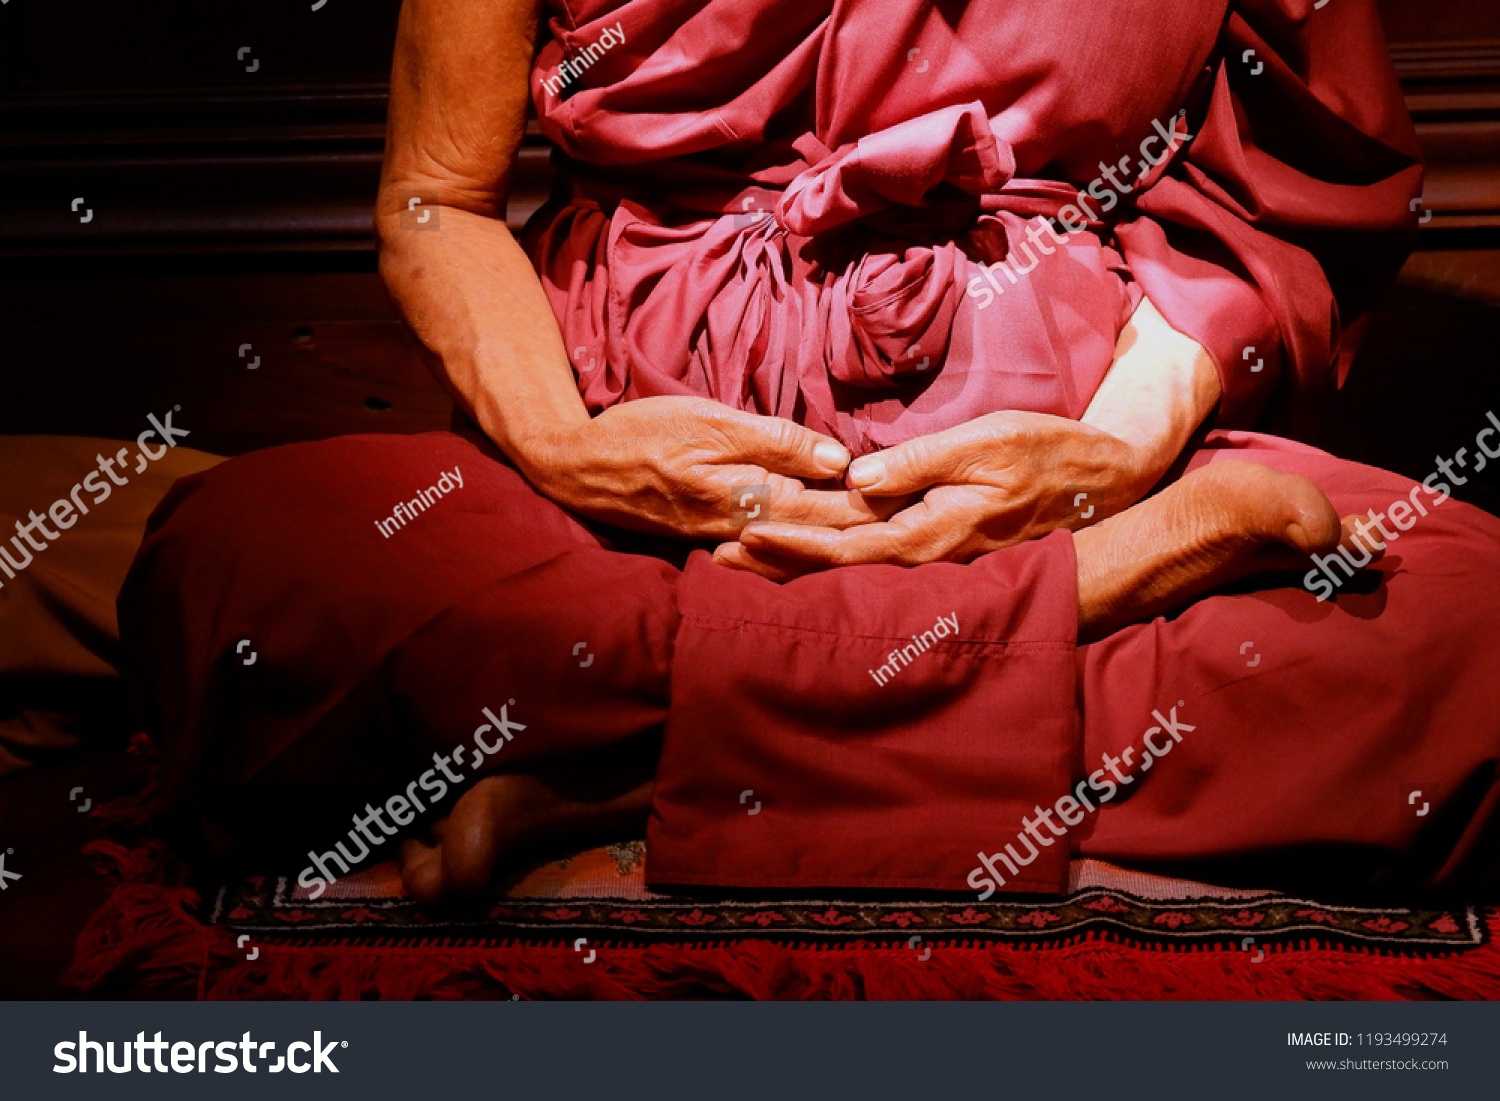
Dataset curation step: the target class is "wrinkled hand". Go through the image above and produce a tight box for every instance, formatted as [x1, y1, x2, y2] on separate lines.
[714, 410, 1162, 577]
[523, 396, 896, 540]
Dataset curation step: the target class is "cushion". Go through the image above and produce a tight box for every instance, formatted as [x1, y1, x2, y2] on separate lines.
[0, 434, 222, 776]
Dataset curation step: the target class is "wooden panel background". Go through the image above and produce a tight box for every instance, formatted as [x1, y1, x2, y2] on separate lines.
[1, 0, 1495, 256]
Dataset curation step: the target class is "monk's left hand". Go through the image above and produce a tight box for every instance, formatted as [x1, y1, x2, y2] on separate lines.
[713, 410, 1163, 575]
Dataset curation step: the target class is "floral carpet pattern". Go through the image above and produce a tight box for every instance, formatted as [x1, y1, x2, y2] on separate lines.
[208, 843, 1483, 956]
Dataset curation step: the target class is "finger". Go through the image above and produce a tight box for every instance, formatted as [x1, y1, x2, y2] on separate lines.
[712, 541, 829, 582]
[738, 511, 954, 568]
[846, 424, 989, 496]
[696, 403, 851, 479]
[764, 484, 914, 529]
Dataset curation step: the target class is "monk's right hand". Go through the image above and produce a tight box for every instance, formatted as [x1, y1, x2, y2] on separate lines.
[520, 396, 890, 540]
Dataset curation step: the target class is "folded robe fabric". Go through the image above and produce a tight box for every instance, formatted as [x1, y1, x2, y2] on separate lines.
[524, 0, 1421, 453]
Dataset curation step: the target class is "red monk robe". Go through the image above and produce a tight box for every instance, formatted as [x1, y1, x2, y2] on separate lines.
[526, 0, 1421, 445]
[120, 0, 1500, 900]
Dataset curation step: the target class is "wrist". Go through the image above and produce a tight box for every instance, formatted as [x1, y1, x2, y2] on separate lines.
[1095, 429, 1170, 506]
[467, 375, 590, 483]
[1083, 302, 1222, 482]
[508, 419, 587, 500]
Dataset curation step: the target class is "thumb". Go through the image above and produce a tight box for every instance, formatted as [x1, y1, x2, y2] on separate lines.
[712, 407, 850, 478]
[846, 431, 964, 495]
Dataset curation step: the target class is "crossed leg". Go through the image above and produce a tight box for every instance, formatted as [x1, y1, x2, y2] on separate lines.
[397, 449, 1371, 899]
[124, 427, 1494, 905]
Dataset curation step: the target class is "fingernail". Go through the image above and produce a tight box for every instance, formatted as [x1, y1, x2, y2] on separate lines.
[848, 456, 884, 488]
[814, 440, 849, 471]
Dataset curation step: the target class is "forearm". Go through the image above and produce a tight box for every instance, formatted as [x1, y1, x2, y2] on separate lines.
[375, 0, 583, 479]
[377, 211, 588, 471]
[1080, 295, 1222, 479]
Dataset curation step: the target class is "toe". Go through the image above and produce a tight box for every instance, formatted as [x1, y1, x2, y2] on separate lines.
[439, 783, 504, 898]
[398, 836, 445, 902]
[1254, 468, 1338, 552]
[1337, 514, 1386, 564]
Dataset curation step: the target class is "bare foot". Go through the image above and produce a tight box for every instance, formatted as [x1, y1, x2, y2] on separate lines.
[1075, 460, 1378, 642]
[399, 768, 652, 902]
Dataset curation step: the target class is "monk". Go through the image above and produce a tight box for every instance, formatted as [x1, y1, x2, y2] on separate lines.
[120, 0, 1500, 905]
